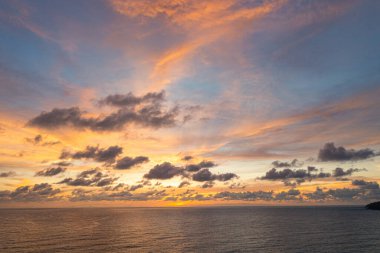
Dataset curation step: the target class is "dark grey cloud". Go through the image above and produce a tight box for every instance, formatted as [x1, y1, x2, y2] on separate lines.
[0, 183, 61, 202]
[129, 184, 144, 191]
[325, 188, 363, 200]
[58, 181, 380, 203]
[26, 134, 60, 146]
[58, 168, 118, 187]
[115, 156, 149, 170]
[261, 166, 365, 185]
[143, 159, 238, 184]
[318, 142, 377, 161]
[28, 107, 86, 129]
[282, 179, 301, 187]
[192, 169, 216, 182]
[307, 166, 318, 172]
[185, 160, 216, 172]
[303, 187, 329, 200]
[214, 189, 302, 201]
[275, 189, 301, 201]
[99, 91, 165, 107]
[260, 165, 336, 187]
[28, 91, 180, 131]
[0, 171, 16, 177]
[182, 155, 193, 161]
[216, 173, 238, 181]
[60, 145, 123, 164]
[304, 186, 380, 201]
[352, 180, 379, 190]
[53, 161, 72, 166]
[110, 190, 168, 201]
[214, 191, 274, 201]
[103, 183, 126, 191]
[69, 188, 168, 202]
[144, 162, 183, 180]
[272, 159, 303, 168]
[261, 168, 312, 180]
[332, 167, 365, 177]
[192, 169, 237, 182]
[201, 181, 214, 188]
[60, 146, 97, 160]
[214, 187, 380, 202]
[35, 167, 66, 177]
[283, 180, 295, 187]
[316, 171, 332, 178]
[95, 146, 123, 163]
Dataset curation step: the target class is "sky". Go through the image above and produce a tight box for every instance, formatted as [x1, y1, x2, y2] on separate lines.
[0, 0, 380, 207]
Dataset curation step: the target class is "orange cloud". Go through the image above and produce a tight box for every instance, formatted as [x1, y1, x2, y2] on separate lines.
[110, 0, 287, 91]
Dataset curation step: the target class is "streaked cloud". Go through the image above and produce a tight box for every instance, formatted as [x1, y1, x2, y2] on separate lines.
[35, 167, 66, 177]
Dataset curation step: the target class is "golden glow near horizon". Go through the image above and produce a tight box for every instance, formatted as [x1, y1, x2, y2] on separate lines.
[1, 0, 380, 207]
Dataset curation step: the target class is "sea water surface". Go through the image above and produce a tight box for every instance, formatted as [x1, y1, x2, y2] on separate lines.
[0, 206, 379, 252]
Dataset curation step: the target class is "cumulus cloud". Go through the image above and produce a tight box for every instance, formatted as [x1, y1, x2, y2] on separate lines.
[191, 169, 217, 182]
[261, 168, 315, 180]
[35, 167, 66, 177]
[192, 168, 237, 182]
[318, 142, 377, 161]
[352, 180, 379, 190]
[0, 183, 61, 202]
[332, 167, 366, 177]
[261, 166, 365, 186]
[272, 159, 303, 168]
[0, 171, 16, 177]
[60, 145, 123, 165]
[58, 168, 118, 187]
[115, 156, 149, 170]
[28, 91, 180, 131]
[144, 162, 184, 180]
[143, 159, 238, 185]
[185, 160, 216, 172]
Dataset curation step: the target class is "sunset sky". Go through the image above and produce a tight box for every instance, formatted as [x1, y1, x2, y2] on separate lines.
[1, 0, 380, 207]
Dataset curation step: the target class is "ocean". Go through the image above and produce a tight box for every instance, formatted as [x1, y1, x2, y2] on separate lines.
[0, 206, 379, 252]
